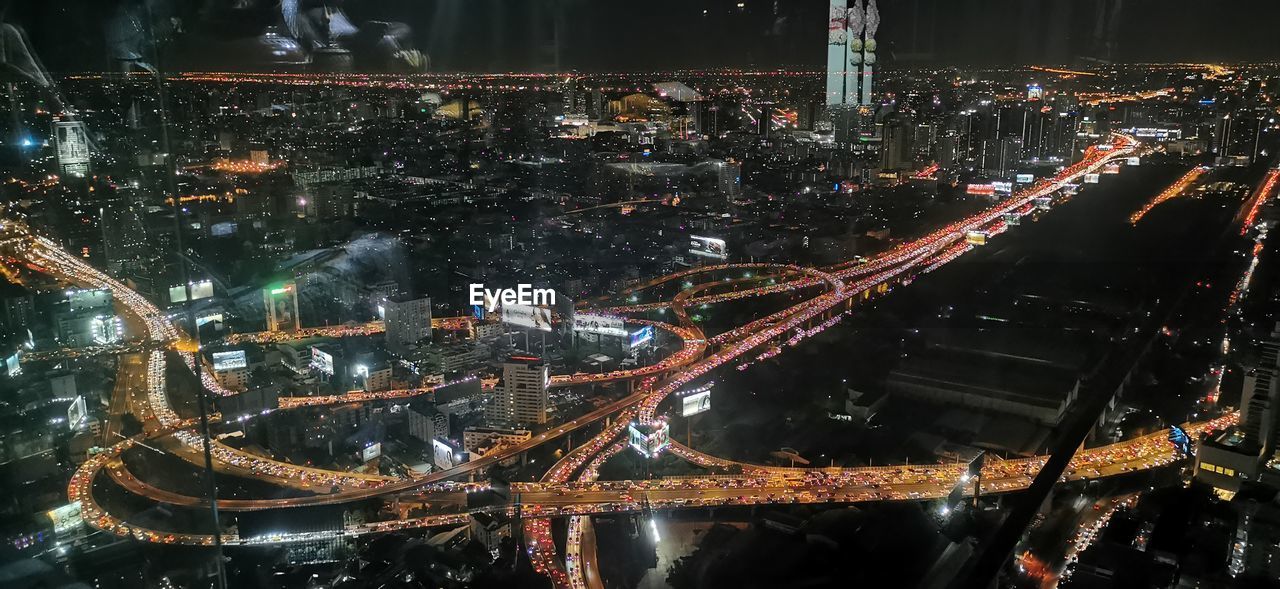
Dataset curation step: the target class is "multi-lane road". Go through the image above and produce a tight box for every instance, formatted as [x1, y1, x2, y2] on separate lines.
[6, 133, 1231, 569]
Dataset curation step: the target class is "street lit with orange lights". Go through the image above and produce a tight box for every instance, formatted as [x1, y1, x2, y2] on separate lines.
[6, 132, 1241, 575]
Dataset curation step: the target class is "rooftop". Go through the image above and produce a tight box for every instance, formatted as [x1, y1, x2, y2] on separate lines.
[888, 352, 1079, 409]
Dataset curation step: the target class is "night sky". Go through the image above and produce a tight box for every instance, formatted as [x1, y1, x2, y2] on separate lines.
[354, 0, 1280, 71]
[15, 0, 1280, 73]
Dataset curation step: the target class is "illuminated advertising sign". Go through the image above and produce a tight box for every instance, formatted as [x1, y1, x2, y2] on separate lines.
[310, 347, 334, 375]
[196, 312, 223, 328]
[211, 221, 237, 237]
[965, 231, 988, 246]
[5, 352, 19, 377]
[432, 438, 465, 471]
[1169, 425, 1192, 455]
[67, 396, 87, 432]
[502, 304, 553, 332]
[46, 502, 83, 535]
[573, 314, 627, 338]
[211, 350, 247, 371]
[307, 348, 332, 373]
[361, 442, 382, 462]
[1016, 173, 1035, 184]
[966, 183, 995, 196]
[689, 235, 728, 259]
[54, 121, 90, 177]
[682, 390, 712, 417]
[169, 280, 214, 304]
[1084, 173, 1101, 184]
[264, 281, 300, 332]
[1126, 157, 1141, 166]
[90, 315, 123, 345]
[628, 325, 655, 348]
[992, 181, 1013, 194]
[628, 421, 670, 459]
[1102, 163, 1121, 175]
[1127, 127, 1181, 139]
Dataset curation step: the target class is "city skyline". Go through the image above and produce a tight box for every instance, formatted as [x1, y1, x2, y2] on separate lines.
[2, 3, 1280, 589]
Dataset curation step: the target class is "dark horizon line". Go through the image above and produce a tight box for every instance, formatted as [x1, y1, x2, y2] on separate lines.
[48, 61, 1272, 79]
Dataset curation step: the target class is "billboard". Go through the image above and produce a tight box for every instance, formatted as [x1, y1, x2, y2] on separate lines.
[573, 314, 627, 338]
[1126, 157, 1141, 166]
[212, 350, 247, 371]
[689, 235, 728, 259]
[67, 396, 87, 432]
[196, 312, 223, 328]
[361, 442, 382, 463]
[966, 183, 995, 196]
[502, 304, 553, 332]
[628, 325, 655, 348]
[210, 221, 237, 237]
[1103, 163, 1121, 175]
[1128, 127, 1180, 139]
[1084, 173, 1101, 184]
[5, 352, 19, 377]
[682, 390, 712, 417]
[1169, 425, 1192, 455]
[1016, 173, 1035, 184]
[628, 421, 670, 459]
[90, 315, 123, 345]
[992, 181, 1013, 194]
[432, 438, 465, 471]
[965, 231, 988, 246]
[311, 347, 334, 375]
[46, 502, 83, 535]
[54, 120, 91, 177]
[265, 281, 300, 332]
[169, 280, 214, 304]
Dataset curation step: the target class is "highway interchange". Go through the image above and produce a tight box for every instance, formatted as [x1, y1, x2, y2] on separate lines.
[0, 131, 1245, 588]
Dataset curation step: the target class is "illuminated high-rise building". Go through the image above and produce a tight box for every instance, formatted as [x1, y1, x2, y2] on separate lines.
[861, 0, 880, 106]
[825, 0, 851, 107]
[826, 0, 878, 108]
[383, 295, 432, 356]
[488, 356, 549, 426]
[99, 183, 149, 280]
[1243, 327, 1280, 455]
[880, 115, 914, 171]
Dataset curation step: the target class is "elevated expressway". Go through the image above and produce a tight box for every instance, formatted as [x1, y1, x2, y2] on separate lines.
[5, 134, 1216, 559]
